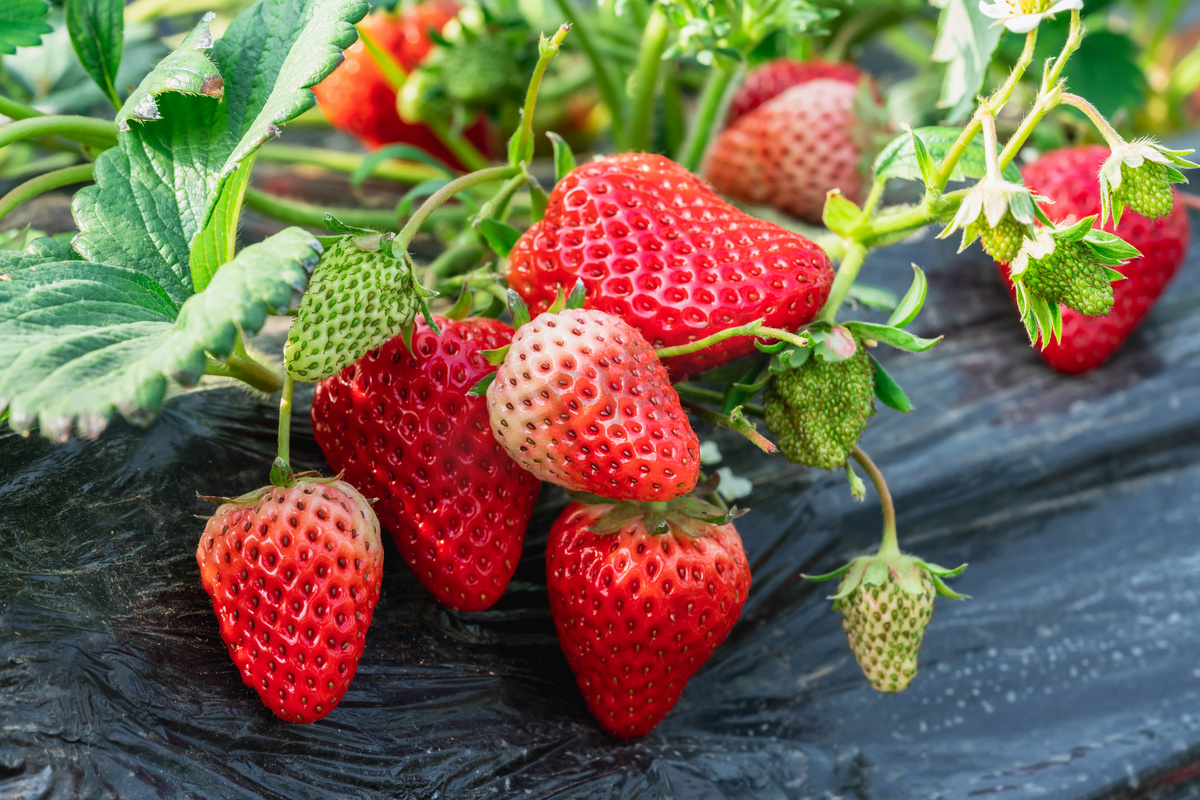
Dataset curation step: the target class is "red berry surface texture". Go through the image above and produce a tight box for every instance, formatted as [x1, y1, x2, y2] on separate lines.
[312, 316, 540, 612]
[507, 153, 835, 378]
[197, 480, 384, 723]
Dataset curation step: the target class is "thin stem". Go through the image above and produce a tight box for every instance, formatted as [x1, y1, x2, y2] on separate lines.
[675, 57, 741, 172]
[623, 6, 670, 153]
[396, 165, 519, 249]
[426, 118, 489, 173]
[513, 25, 571, 166]
[0, 115, 118, 151]
[0, 94, 44, 121]
[981, 112, 1000, 182]
[0, 163, 94, 225]
[258, 143, 445, 184]
[244, 187, 403, 230]
[475, 172, 528, 223]
[551, 0, 623, 143]
[816, 241, 867, 324]
[274, 375, 296, 486]
[206, 346, 286, 394]
[859, 177, 886, 219]
[680, 399, 776, 454]
[654, 320, 809, 359]
[932, 28, 1037, 191]
[1059, 93, 1124, 148]
[850, 446, 898, 557]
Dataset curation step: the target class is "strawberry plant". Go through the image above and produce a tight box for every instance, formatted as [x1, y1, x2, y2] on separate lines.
[0, 0, 1196, 741]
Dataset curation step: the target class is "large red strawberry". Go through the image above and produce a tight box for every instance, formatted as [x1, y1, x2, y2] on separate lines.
[725, 58, 871, 126]
[312, 316, 540, 612]
[506, 153, 835, 378]
[997, 145, 1191, 374]
[546, 498, 751, 738]
[704, 77, 883, 224]
[487, 307, 700, 502]
[197, 479, 383, 723]
[313, 2, 489, 165]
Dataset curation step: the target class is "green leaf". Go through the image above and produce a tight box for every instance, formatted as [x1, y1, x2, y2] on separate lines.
[844, 321, 941, 352]
[115, 14, 222, 132]
[870, 354, 912, 413]
[0, 0, 52, 55]
[0, 228, 319, 440]
[874, 126, 1023, 185]
[886, 264, 928, 328]
[529, 178, 548, 223]
[189, 159, 252, 293]
[476, 218, 523, 258]
[930, 0, 1002, 122]
[548, 131, 576, 183]
[845, 283, 898, 312]
[66, 0, 125, 108]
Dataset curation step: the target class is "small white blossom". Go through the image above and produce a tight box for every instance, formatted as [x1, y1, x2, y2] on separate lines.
[979, 0, 1082, 33]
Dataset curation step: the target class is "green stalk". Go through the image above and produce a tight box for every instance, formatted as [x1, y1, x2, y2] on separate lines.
[0, 163, 94, 225]
[1059, 93, 1124, 148]
[676, 57, 742, 172]
[258, 143, 445, 184]
[851, 446, 898, 557]
[396, 165, 519, 249]
[244, 187, 404, 230]
[511, 25, 571, 166]
[0, 115, 118, 150]
[680, 399, 775, 453]
[623, 6, 670, 153]
[932, 27, 1038, 192]
[654, 320, 809, 359]
[550, 0, 624, 144]
[675, 383, 765, 419]
[205, 343, 286, 394]
[273, 375, 296, 486]
[816, 241, 867, 324]
[0, 94, 44, 121]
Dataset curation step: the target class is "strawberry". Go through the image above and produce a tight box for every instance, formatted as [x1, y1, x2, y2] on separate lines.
[763, 337, 875, 470]
[506, 153, 835, 378]
[998, 145, 1191, 374]
[725, 57, 872, 127]
[312, 3, 489, 166]
[312, 316, 540, 612]
[486, 307, 700, 502]
[546, 497, 751, 738]
[196, 478, 383, 723]
[703, 77, 884, 224]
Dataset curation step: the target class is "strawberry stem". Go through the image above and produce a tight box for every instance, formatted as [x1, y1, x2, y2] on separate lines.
[395, 165, 520, 249]
[0, 163, 94, 226]
[510, 24, 571, 167]
[273, 374, 296, 487]
[675, 383, 765, 419]
[549, 0, 623, 145]
[653, 320, 808, 359]
[257, 144, 446, 186]
[0, 114, 118, 151]
[675, 56, 742, 172]
[206, 338, 286, 394]
[680, 400, 776, 454]
[1059, 93, 1125, 149]
[622, 6, 670, 153]
[851, 446, 898, 557]
[816, 241, 868, 324]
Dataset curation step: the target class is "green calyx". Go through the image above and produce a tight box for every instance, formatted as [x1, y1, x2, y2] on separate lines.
[569, 485, 744, 539]
[938, 175, 1038, 263]
[806, 551, 967, 602]
[197, 471, 346, 506]
[1098, 140, 1196, 227]
[284, 233, 436, 382]
[1019, 238, 1112, 317]
[762, 336, 875, 471]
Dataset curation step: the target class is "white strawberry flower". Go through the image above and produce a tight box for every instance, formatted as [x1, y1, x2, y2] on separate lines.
[979, 0, 1083, 33]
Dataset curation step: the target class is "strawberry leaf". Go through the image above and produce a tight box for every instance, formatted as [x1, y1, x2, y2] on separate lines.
[66, 0, 125, 108]
[886, 264, 927, 329]
[930, 0, 1001, 122]
[476, 218, 523, 258]
[845, 283, 899, 312]
[115, 15, 222, 132]
[870, 355, 912, 413]
[0, 228, 320, 440]
[0, 0, 52, 55]
[821, 190, 862, 237]
[874, 126, 1023, 185]
[844, 322, 941, 352]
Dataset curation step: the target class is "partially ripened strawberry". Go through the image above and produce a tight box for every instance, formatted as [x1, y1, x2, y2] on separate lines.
[312, 3, 489, 165]
[704, 78, 883, 223]
[725, 57, 871, 126]
[546, 498, 751, 738]
[312, 316, 540, 612]
[998, 145, 1191, 373]
[507, 153, 835, 378]
[197, 479, 383, 723]
[486, 308, 700, 502]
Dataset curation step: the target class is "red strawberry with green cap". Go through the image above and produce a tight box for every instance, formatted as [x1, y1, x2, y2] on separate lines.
[311, 315, 540, 612]
[725, 58, 873, 127]
[485, 302, 700, 503]
[196, 478, 383, 723]
[546, 494, 751, 738]
[998, 145, 1191, 373]
[506, 153, 835, 378]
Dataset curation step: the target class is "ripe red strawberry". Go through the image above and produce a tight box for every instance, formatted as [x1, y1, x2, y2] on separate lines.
[312, 316, 540, 612]
[487, 307, 700, 502]
[312, 3, 489, 165]
[197, 479, 383, 723]
[546, 499, 751, 738]
[506, 153, 835, 378]
[725, 58, 871, 126]
[704, 78, 880, 224]
[997, 145, 1191, 374]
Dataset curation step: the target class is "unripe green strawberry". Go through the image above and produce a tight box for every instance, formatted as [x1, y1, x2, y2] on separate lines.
[1019, 240, 1113, 317]
[763, 342, 875, 470]
[975, 212, 1025, 264]
[1113, 160, 1173, 220]
[285, 235, 424, 382]
[836, 568, 934, 693]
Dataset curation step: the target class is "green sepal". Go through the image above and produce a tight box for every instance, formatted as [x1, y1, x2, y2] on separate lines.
[575, 490, 744, 539]
[466, 371, 497, 396]
[548, 131, 576, 183]
[324, 213, 374, 235]
[887, 265, 928, 329]
[800, 562, 854, 583]
[546, 285, 569, 314]
[1057, 215, 1098, 243]
[844, 321, 941, 352]
[446, 284, 474, 321]
[844, 460, 866, 501]
[846, 283, 899, 312]
[1104, 267, 1127, 282]
[822, 190, 862, 238]
[566, 279, 587, 310]
[821, 552, 967, 601]
[870, 354, 912, 413]
[481, 344, 511, 366]
[508, 288, 531, 328]
[910, 127, 938, 191]
[476, 218, 523, 258]
[529, 179, 548, 223]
